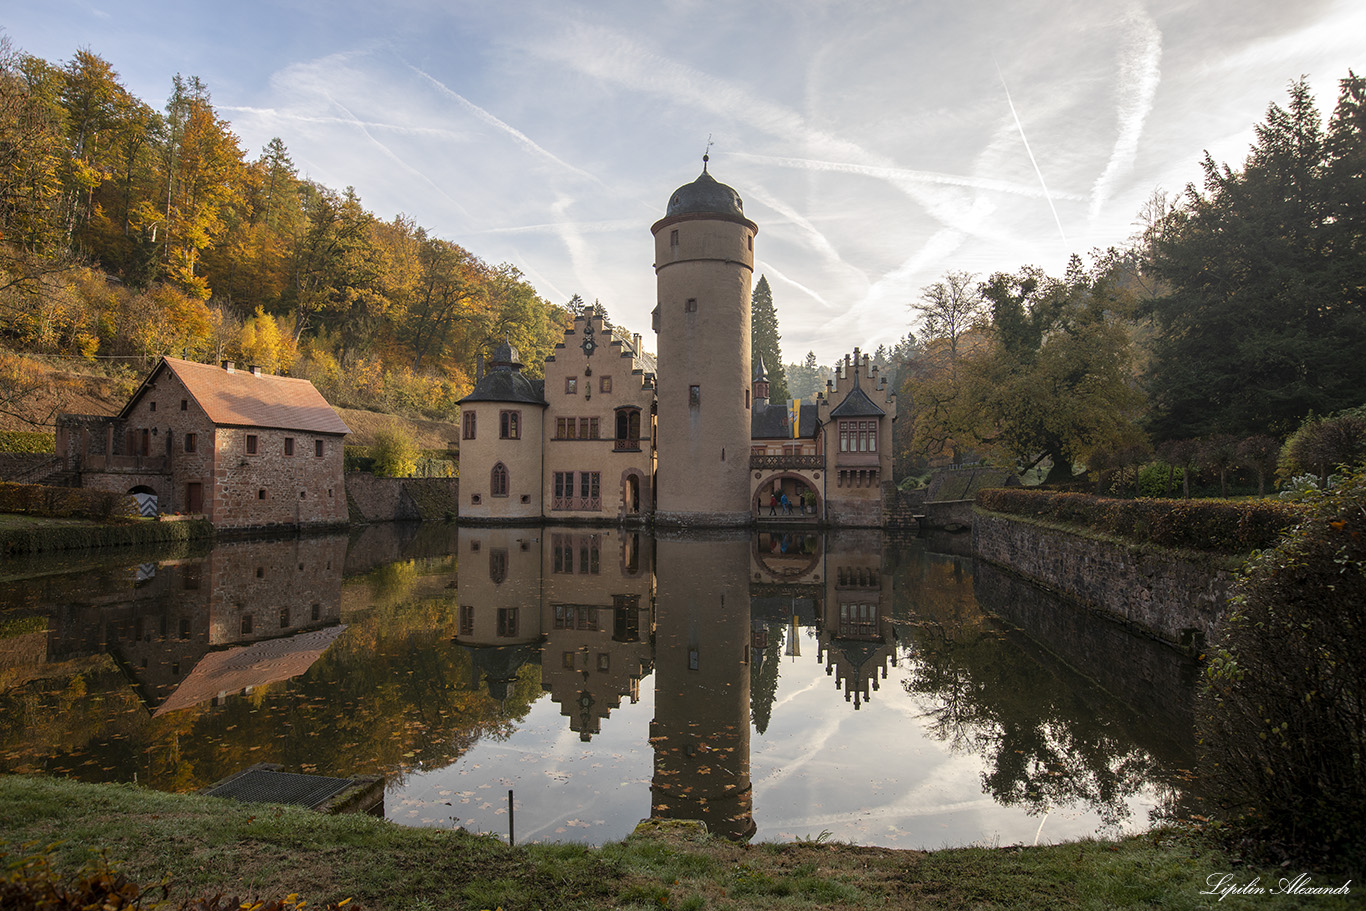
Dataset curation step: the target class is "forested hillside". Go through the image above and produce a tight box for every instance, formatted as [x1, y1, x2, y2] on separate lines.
[0, 37, 573, 427]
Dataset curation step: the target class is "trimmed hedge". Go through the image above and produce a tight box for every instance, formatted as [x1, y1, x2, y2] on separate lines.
[0, 431, 55, 454]
[0, 514, 212, 556]
[0, 481, 138, 522]
[976, 487, 1303, 555]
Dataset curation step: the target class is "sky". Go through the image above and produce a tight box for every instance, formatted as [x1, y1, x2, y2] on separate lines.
[5, 0, 1363, 364]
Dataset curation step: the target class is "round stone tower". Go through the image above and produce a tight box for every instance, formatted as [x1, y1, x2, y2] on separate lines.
[651, 160, 758, 526]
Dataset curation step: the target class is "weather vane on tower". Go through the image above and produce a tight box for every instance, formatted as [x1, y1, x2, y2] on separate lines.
[703, 134, 713, 169]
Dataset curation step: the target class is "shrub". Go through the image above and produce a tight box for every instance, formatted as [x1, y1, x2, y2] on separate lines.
[1280, 412, 1366, 485]
[976, 487, 1302, 554]
[1136, 461, 1184, 498]
[1197, 466, 1366, 873]
[370, 425, 418, 478]
[0, 431, 56, 454]
[0, 482, 138, 521]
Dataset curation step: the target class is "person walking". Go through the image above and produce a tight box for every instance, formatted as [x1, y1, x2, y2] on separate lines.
[780, 492, 790, 515]
[769, 494, 778, 516]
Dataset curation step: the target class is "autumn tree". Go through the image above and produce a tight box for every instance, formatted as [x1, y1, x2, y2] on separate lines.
[968, 259, 1147, 483]
[912, 271, 986, 370]
[402, 234, 488, 370]
[0, 38, 68, 303]
[288, 185, 388, 352]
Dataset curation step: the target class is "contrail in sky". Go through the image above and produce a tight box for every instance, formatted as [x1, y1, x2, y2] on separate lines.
[994, 60, 1068, 248]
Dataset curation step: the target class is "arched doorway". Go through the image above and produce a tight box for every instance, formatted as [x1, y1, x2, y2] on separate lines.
[754, 474, 820, 518]
[621, 468, 648, 517]
[129, 485, 158, 517]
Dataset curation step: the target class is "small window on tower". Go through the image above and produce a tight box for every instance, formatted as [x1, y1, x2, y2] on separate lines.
[685, 298, 697, 313]
[670, 229, 679, 247]
[689, 385, 701, 407]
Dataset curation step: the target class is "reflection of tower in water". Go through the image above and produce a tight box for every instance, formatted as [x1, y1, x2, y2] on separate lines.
[650, 534, 755, 840]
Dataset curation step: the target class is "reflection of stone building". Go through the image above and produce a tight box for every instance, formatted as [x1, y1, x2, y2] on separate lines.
[541, 530, 655, 739]
[40, 537, 347, 714]
[453, 527, 656, 734]
[452, 527, 546, 700]
[815, 531, 898, 710]
[650, 534, 756, 840]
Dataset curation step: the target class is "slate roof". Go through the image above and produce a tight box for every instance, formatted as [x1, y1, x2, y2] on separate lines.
[608, 327, 657, 376]
[666, 165, 746, 219]
[459, 368, 548, 406]
[751, 401, 790, 439]
[123, 357, 351, 435]
[751, 399, 821, 440]
[829, 384, 885, 418]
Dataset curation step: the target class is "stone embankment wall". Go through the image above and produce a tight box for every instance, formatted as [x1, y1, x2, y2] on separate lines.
[344, 473, 459, 523]
[972, 510, 1235, 651]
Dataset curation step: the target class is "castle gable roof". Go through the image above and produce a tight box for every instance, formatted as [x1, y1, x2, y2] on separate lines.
[829, 384, 885, 418]
[123, 357, 351, 435]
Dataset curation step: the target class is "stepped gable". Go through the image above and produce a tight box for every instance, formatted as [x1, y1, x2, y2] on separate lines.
[124, 357, 350, 435]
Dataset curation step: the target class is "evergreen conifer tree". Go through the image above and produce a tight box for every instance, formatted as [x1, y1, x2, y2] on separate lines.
[751, 275, 789, 402]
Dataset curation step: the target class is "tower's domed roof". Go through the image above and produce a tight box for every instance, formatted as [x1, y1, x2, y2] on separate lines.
[666, 165, 745, 218]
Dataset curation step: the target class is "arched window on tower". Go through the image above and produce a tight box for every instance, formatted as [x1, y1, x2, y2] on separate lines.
[491, 462, 509, 497]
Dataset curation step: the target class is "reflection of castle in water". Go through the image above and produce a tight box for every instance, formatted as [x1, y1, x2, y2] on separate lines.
[452, 528, 656, 739]
[453, 526, 903, 839]
[35, 537, 346, 714]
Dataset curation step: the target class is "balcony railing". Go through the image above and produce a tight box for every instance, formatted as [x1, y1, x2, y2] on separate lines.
[613, 439, 642, 452]
[552, 496, 603, 511]
[750, 454, 823, 470]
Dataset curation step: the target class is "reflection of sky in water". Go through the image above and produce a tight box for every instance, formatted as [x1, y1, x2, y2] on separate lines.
[393, 621, 1166, 848]
[747, 630, 1160, 847]
[395, 685, 655, 841]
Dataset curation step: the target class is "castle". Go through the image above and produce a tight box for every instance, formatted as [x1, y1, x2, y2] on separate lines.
[457, 163, 896, 526]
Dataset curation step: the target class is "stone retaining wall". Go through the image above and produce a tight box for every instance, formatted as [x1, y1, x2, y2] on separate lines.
[345, 473, 459, 523]
[972, 510, 1235, 650]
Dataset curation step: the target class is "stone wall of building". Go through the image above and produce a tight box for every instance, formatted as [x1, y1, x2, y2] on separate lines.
[211, 425, 346, 527]
[972, 510, 1235, 650]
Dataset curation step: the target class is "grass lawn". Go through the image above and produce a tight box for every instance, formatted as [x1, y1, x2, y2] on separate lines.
[0, 776, 1356, 910]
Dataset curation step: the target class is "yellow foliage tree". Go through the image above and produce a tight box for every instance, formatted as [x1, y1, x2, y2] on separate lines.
[237, 306, 296, 374]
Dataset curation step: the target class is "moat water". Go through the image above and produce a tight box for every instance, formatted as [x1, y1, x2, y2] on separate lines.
[0, 524, 1200, 847]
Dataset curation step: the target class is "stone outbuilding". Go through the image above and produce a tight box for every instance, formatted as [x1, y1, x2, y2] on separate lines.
[56, 357, 350, 528]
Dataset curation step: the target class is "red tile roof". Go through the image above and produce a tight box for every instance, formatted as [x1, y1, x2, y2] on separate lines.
[123, 357, 350, 435]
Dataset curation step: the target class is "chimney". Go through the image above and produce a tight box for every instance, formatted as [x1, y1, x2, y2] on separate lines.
[632, 332, 642, 353]
[222, 360, 235, 373]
